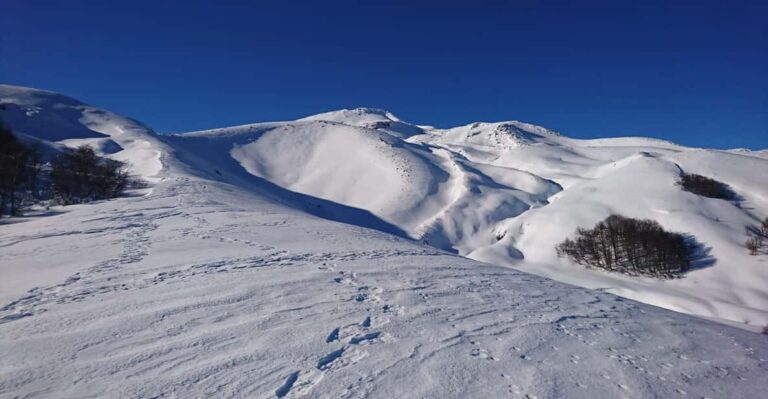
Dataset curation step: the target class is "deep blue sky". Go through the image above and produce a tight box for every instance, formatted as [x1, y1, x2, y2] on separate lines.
[2, 0, 766, 149]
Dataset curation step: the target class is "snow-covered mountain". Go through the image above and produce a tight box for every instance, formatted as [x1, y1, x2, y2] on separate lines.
[1, 85, 767, 398]
[172, 106, 768, 328]
[0, 85, 165, 181]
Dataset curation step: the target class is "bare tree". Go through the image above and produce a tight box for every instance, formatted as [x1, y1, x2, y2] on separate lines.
[745, 218, 768, 255]
[746, 236, 762, 256]
[50, 145, 129, 205]
[0, 122, 37, 216]
[556, 215, 693, 278]
[679, 172, 736, 200]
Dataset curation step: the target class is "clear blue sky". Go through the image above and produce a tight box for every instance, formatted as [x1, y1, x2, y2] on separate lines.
[2, 0, 766, 149]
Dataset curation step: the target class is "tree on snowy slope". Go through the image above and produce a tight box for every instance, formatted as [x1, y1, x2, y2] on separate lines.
[679, 172, 736, 200]
[556, 215, 693, 278]
[50, 145, 129, 205]
[746, 217, 768, 255]
[0, 122, 37, 216]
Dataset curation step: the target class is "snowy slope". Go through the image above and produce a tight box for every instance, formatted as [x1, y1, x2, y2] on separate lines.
[3, 175, 767, 398]
[0, 84, 165, 181]
[175, 108, 768, 328]
[1, 86, 767, 398]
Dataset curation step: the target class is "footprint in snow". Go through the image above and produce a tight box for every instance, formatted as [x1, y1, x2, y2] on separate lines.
[470, 347, 496, 360]
[317, 348, 345, 370]
[277, 369, 324, 397]
[326, 328, 340, 343]
[275, 371, 299, 398]
[349, 331, 381, 345]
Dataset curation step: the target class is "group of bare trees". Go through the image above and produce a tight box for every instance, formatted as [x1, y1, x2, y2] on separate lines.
[679, 172, 736, 200]
[0, 123, 42, 216]
[556, 215, 692, 278]
[677, 171, 767, 256]
[746, 218, 768, 256]
[50, 146, 129, 205]
[0, 123, 129, 217]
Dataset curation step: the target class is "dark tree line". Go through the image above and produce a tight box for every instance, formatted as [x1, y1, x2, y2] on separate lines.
[0, 123, 129, 216]
[556, 215, 693, 278]
[679, 172, 735, 200]
[50, 146, 129, 205]
[0, 123, 41, 216]
[746, 217, 768, 256]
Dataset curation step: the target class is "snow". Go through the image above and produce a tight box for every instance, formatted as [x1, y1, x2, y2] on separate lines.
[299, 108, 425, 139]
[1, 85, 767, 398]
[299, 107, 402, 124]
[176, 107, 768, 329]
[3, 175, 767, 398]
[0, 84, 165, 182]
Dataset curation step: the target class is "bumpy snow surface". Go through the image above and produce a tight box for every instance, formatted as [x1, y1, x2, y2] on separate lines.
[1, 85, 767, 398]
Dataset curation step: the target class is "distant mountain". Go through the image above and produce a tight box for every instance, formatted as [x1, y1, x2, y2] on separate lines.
[173, 106, 768, 328]
[0, 84, 165, 181]
[2, 84, 767, 398]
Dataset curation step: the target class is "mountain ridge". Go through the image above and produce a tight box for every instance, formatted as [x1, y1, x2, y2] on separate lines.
[170, 98, 768, 329]
[1, 84, 767, 398]
[2, 84, 767, 329]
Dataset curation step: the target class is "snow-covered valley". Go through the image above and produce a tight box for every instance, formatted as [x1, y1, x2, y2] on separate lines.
[1, 85, 767, 398]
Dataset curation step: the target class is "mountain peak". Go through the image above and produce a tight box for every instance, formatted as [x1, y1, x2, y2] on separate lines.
[300, 107, 402, 124]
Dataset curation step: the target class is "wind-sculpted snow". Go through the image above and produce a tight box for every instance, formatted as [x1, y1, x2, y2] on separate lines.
[1, 85, 767, 397]
[1, 176, 767, 398]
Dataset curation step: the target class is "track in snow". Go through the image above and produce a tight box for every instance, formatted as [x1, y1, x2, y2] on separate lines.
[1, 177, 766, 398]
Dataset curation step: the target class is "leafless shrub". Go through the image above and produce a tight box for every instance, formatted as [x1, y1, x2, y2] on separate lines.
[679, 172, 736, 200]
[556, 215, 695, 279]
